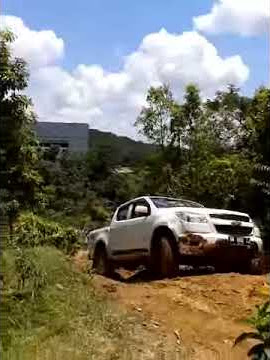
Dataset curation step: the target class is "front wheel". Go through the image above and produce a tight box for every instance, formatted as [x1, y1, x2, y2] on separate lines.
[235, 257, 262, 275]
[150, 236, 179, 279]
[249, 257, 263, 275]
[92, 246, 114, 277]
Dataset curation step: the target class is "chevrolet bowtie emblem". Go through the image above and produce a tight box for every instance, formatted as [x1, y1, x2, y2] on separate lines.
[231, 221, 241, 226]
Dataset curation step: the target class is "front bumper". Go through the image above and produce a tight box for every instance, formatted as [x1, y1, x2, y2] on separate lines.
[178, 232, 262, 258]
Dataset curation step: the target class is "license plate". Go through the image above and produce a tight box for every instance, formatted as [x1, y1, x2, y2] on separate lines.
[228, 236, 248, 244]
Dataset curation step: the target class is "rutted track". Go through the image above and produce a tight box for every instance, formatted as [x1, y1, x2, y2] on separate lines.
[92, 268, 269, 359]
[73, 251, 269, 359]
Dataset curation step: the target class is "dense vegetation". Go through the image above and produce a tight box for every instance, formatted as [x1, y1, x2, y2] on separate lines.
[0, 29, 269, 358]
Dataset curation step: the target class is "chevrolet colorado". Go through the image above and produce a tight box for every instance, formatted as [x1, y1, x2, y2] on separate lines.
[87, 196, 263, 278]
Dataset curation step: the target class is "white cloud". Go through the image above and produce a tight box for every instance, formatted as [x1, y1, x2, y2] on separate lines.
[193, 0, 269, 36]
[1, 15, 64, 68]
[1, 15, 249, 138]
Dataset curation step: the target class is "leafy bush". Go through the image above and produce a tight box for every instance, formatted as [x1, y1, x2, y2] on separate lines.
[86, 200, 111, 223]
[12, 212, 81, 253]
[234, 301, 270, 359]
[14, 248, 48, 297]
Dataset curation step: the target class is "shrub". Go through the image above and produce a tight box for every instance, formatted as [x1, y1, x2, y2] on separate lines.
[12, 212, 81, 253]
[14, 247, 48, 297]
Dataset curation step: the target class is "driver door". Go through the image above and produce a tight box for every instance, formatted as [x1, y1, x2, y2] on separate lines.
[110, 199, 151, 258]
[126, 199, 152, 254]
[110, 203, 135, 256]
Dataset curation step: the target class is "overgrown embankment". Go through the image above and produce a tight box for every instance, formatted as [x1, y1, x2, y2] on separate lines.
[1, 214, 179, 360]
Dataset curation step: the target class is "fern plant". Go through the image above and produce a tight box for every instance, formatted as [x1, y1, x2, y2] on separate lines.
[234, 301, 270, 359]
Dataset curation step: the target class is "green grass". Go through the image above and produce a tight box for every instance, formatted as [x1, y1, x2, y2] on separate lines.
[1, 246, 179, 360]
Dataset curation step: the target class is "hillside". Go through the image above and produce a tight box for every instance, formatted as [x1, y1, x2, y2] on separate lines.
[88, 129, 156, 165]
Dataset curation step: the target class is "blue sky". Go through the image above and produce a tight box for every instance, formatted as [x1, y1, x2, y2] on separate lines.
[4, 1, 213, 69]
[2, 0, 269, 136]
[4, 0, 268, 93]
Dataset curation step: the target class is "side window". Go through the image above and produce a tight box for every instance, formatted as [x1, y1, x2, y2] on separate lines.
[130, 200, 151, 219]
[116, 205, 130, 221]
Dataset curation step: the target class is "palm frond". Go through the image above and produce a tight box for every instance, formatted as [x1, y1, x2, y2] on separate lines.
[247, 343, 265, 356]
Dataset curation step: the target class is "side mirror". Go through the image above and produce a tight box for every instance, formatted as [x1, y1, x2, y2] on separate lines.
[134, 205, 149, 217]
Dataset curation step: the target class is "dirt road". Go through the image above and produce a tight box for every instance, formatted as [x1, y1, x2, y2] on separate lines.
[91, 267, 269, 359]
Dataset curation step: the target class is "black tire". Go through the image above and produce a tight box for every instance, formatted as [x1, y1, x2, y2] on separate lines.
[249, 257, 263, 275]
[216, 263, 249, 274]
[93, 245, 113, 277]
[151, 235, 179, 279]
[236, 263, 251, 274]
[215, 264, 229, 273]
[232, 258, 261, 275]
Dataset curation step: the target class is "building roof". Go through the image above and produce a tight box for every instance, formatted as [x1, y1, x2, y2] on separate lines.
[34, 121, 89, 153]
[35, 122, 89, 139]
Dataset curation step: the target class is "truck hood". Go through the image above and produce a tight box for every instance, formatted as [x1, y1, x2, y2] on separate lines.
[159, 207, 250, 219]
[198, 208, 249, 218]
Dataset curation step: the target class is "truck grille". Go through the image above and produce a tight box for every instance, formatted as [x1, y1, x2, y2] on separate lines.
[214, 224, 253, 236]
[210, 214, 250, 222]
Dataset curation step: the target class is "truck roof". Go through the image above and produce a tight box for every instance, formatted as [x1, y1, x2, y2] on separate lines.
[117, 196, 204, 209]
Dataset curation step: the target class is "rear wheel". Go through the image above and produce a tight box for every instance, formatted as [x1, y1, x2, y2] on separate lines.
[93, 246, 114, 277]
[150, 235, 179, 279]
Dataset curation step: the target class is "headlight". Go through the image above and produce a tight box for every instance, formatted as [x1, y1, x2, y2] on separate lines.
[253, 225, 261, 237]
[176, 212, 208, 223]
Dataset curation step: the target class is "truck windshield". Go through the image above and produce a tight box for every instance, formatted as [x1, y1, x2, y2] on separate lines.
[150, 197, 204, 208]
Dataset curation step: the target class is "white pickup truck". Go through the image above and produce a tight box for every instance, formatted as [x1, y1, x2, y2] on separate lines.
[87, 196, 263, 278]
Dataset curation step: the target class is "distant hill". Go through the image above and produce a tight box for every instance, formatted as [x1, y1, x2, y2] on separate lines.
[89, 129, 155, 165]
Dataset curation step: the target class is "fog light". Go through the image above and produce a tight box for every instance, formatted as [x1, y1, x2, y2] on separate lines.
[217, 239, 228, 246]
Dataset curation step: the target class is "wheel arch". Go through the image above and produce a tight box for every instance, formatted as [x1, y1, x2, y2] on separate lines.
[151, 226, 178, 255]
[93, 239, 107, 256]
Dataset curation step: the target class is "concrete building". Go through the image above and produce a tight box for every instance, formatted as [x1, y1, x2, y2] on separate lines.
[35, 122, 89, 154]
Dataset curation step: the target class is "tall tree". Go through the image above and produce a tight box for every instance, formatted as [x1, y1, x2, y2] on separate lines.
[249, 87, 270, 244]
[182, 84, 202, 131]
[249, 87, 270, 165]
[170, 84, 217, 160]
[205, 85, 251, 153]
[135, 84, 176, 149]
[0, 30, 41, 217]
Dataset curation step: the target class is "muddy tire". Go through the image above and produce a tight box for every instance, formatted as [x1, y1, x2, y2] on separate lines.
[215, 265, 229, 273]
[216, 263, 249, 274]
[249, 257, 263, 275]
[236, 263, 251, 274]
[151, 236, 179, 279]
[231, 258, 262, 275]
[93, 245, 113, 277]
